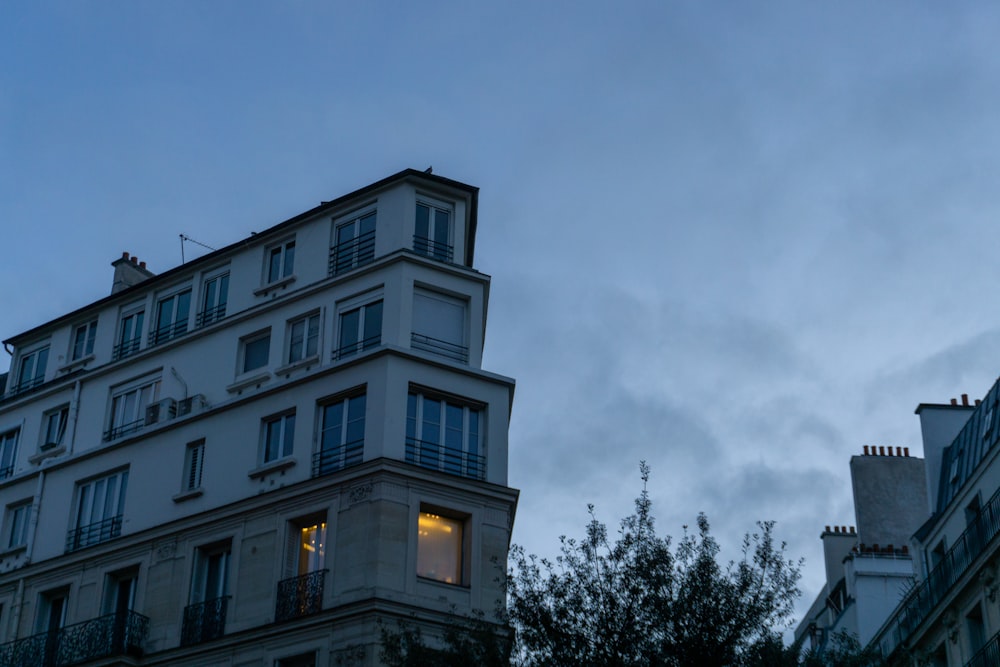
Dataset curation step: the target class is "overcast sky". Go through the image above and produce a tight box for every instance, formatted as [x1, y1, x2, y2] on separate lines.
[4, 1, 1000, 627]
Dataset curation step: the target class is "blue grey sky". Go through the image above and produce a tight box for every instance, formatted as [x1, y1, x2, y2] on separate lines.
[4, 1, 1000, 624]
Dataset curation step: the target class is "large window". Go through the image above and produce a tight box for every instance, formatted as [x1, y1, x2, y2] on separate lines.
[414, 200, 453, 261]
[267, 240, 296, 284]
[106, 378, 160, 441]
[406, 392, 483, 480]
[198, 271, 229, 326]
[67, 469, 128, 552]
[150, 288, 192, 345]
[71, 321, 98, 361]
[262, 413, 296, 463]
[314, 394, 365, 476]
[287, 313, 320, 364]
[241, 330, 271, 373]
[0, 429, 19, 479]
[335, 300, 382, 360]
[417, 510, 466, 585]
[411, 290, 468, 363]
[4, 500, 31, 550]
[331, 210, 376, 275]
[14, 345, 48, 394]
[183, 543, 231, 646]
[114, 308, 144, 360]
[276, 518, 328, 622]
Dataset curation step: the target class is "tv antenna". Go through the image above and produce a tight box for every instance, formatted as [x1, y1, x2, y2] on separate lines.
[179, 234, 217, 263]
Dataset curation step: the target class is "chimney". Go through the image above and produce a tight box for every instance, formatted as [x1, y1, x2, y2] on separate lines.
[111, 252, 156, 294]
[962, 394, 970, 406]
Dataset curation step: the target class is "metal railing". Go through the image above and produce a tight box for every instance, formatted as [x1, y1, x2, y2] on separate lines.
[410, 333, 468, 363]
[66, 514, 123, 553]
[10, 376, 44, 396]
[967, 628, 1000, 667]
[413, 235, 454, 262]
[405, 436, 485, 481]
[0, 609, 149, 667]
[329, 230, 376, 276]
[0, 465, 12, 481]
[196, 303, 227, 327]
[332, 335, 381, 361]
[147, 320, 189, 346]
[104, 417, 144, 442]
[112, 337, 141, 361]
[312, 439, 364, 477]
[877, 484, 1000, 658]
[181, 596, 230, 647]
[275, 569, 328, 622]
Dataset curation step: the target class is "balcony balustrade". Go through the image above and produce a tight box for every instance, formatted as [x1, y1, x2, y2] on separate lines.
[0, 609, 148, 667]
[112, 337, 141, 361]
[410, 333, 468, 364]
[405, 436, 485, 481]
[147, 320, 189, 346]
[329, 231, 376, 276]
[332, 334, 381, 361]
[413, 235, 453, 262]
[967, 628, 1000, 667]
[312, 439, 363, 477]
[65, 514, 123, 553]
[196, 303, 227, 327]
[181, 596, 230, 646]
[275, 570, 328, 622]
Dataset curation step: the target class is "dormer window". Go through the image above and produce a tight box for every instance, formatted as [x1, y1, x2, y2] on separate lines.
[414, 200, 453, 262]
[330, 209, 376, 276]
[13, 344, 49, 394]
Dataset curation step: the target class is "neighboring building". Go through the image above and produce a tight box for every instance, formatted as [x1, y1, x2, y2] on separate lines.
[795, 446, 928, 652]
[0, 169, 518, 666]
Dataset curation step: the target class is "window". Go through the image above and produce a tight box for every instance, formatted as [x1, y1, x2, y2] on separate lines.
[67, 469, 128, 552]
[314, 394, 365, 476]
[330, 210, 376, 275]
[0, 429, 19, 479]
[71, 321, 98, 361]
[335, 300, 382, 360]
[411, 290, 468, 363]
[267, 240, 296, 283]
[263, 413, 296, 463]
[406, 391, 483, 480]
[114, 308, 144, 360]
[150, 288, 192, 345]
[182, 543, 231, 646]
[967, 602, 986, 655]
[13, 345, 48, 394]
[276, 518, 328, 621]
[41, 406, 69, 450]
[241, 330, 271, 373]
[36, 588, 68, 635]
[287, 313, 320, 364]
[417, 510, 466, 585]
[184, 440, 205, 491]
[414, 200, 453, 261]
[105, 378, 160, 441]
[102, 568, 137, 618]
[198, 271, 229, 326]
[4, 501, 31, 550]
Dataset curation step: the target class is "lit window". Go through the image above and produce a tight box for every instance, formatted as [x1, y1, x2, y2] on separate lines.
[335, 300, 382, 360]
[0, 429, 20, 479]
[14, 345, 49, 394]
[241, 330, 271, 373]
[288, 313, 320, 364]
[417, 511, 465, 585]
[71, 321, 98, 361]
[414, 201, 453, 261]
[267, 240, 296, 283]
[4, 500, 31, 550]
[262, 413, 295, 463]
[198, 271, 230, 326]
[331, 210, 376, 275]
[406, 392, 483, 480]
[151, 288, 192, 345]
[67, 469, 128, 552]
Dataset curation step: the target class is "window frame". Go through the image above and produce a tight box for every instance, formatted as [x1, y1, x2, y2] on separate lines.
[0, 429, 20, 480]
[105, 375, 161, 441]
[183, 439, 206, 492]
[41, 405, 70, 451]
[70, 321, 98, 362]
[198, 269, 230, 327]
[266, 239, 296, 285]
[334, 293, 383, 360]
[13, 343, 49, 394]
[67, 468, 129, 552]
[114, 304, 145, 361]
[416, 505, 470, 587]
[3, 499, 31, 551]
[150, 286, 193, 346]
[314, 391, 366, 476]
[411, 288, 468, 363]
[330, 206, 376, 276]
[240, 329, 272, 374]
[414, 197, 454, 262]
[286, 312, 321, 366]
[261, 412, 296, 464]
[406, 389, 484, 480]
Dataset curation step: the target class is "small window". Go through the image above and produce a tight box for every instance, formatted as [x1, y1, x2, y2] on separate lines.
[411, 289, 468, 363]
[67, 469, 128, 552]
[414, 200, 453, 261]
[106, 377, 161, 441]
[287, 313, 320, 364]
[4, 500, 31, 550]
[417, 509, 467, 585]
[13, 345, 49, 394]
[41, 406, 69, 451]
[198, 271, 230, 326]
[150, 288, 192, 346]
[335, 300, 382, 360]
[267, 240, 296, 284]
[262, 413, 296, 463]
[114, 307, 144, 361]
[184, 440, 206, 491]
[71, 321, 98, 361]
[331, 209, 376, 275]
[0, 429, 20, 480]
[241, 330, 271, 373]
[315, 394, 366, 476]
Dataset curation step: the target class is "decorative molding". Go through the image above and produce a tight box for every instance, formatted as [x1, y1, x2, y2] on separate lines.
[348, 483, 374, 505]
[154, 540, 177, 561]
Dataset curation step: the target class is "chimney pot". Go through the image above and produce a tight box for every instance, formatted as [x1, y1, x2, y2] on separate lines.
[904, 447, 910, 456]
[952, 398, 958, 405]
[896, 446, 902, 456]
[963, 394, 969, 406]
[122, 251, 130, 260]
[976, 399, 982, 406]
[887, 447, 894, 456]
[130, 256, 138, 264]
[834, 526, 840, 533]
[140, 261, 147, 269]
[863, 445, 869, 455]
[841, 526, 847, 534]
[825, 525, 831, 533]
[850, 526, 856, 533]
[879, 446, 885, 456]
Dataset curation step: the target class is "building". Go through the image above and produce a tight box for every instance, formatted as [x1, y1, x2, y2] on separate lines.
[794, 446, 928, 652]
[0, 169, 518, 666]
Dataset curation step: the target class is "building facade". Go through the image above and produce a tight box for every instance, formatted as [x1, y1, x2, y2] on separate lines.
[0, 169, 518, 666]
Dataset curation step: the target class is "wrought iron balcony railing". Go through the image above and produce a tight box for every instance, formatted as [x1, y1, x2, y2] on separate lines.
[275, 569, 328, 622]
[329, 230, 376, 276]
[405, 436, 485, 481]
[410, 333, 468, 363]
[413, 235, 454, 262]
[104, 417, 145, 442]
[181, 596, 230, 647]
[10, 376, 44, 396]
[0, 609, 149, 667]
[332, 335, 381, 361]
[147, 320, 189, 346]
[66, 514, 123, 553]
[112, 337, 141, 361]
[196, 303, 227, 327]
[312, 439, 364, 477]
[967, 627, 1000, 667]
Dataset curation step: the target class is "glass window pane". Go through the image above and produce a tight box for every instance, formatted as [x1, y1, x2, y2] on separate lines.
[417, 512, 462, 584]
[284, 242, 295, 277]
[339, 309, 360, 353]
[421, 399, 440, 443]
[416, 204, 429, 238]
[244, 335, 270, 372]
[363, 302, 382, 343]
[283, 415, 296, 457]
[322, 402, 345, 450]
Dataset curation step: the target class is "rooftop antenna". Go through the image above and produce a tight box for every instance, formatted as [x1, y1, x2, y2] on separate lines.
[179, 234, 217, 263]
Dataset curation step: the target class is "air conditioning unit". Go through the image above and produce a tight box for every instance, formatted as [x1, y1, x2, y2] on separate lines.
[145, 398, 177, 426]
[177, 394, 208, 417]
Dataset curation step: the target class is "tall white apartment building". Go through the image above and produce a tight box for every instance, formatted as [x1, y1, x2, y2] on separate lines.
[0, 169, 517, 666]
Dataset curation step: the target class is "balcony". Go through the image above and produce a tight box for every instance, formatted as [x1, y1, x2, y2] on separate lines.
[66, 515, 123, 553]
[10, 376, 44, 396]
[410, 333, 468, 364]
[181, 596, 230, 646]
[196, 303, 227, 327]
[147, 320, 189, 346]
[332, 334, 381, 361]
[967, 628, 1000, 667]
[0, 609, 149, 667]
[329, 230, 375, 276]
[413, 235, 453, 262]
[275, 570, 328, 622]
[312, 439, 363, 477]
[112, 337, 141, 361]
[405, 436, 485, 481]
